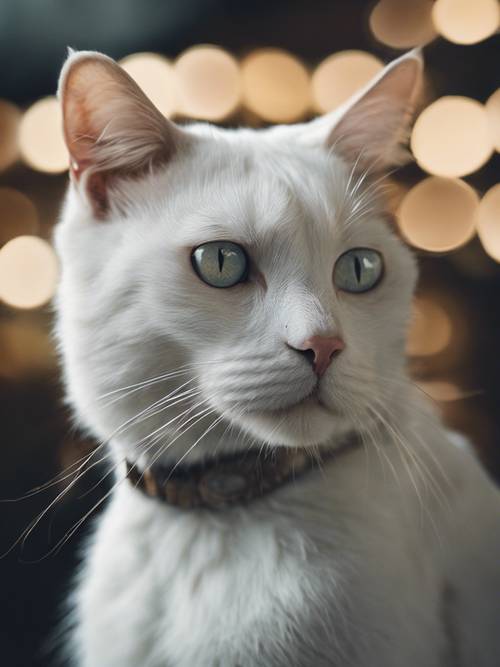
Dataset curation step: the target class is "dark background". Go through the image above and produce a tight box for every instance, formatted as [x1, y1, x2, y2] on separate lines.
[0, 1, 498, 665]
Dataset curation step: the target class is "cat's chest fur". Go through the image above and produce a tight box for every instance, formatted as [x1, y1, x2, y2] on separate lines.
[71, 446, 453, 667]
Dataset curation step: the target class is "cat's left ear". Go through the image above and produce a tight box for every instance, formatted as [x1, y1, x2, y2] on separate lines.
[299, 50, 423, 170]
[58, 50, 190, 218]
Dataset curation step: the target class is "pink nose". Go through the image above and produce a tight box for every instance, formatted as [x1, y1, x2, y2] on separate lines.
[297, 335, 344, 377]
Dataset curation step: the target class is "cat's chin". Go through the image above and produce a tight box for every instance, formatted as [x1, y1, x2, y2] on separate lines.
[230, 397, 349, 448]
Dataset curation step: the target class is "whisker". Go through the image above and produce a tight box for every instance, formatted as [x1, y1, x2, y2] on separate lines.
[1, 382, 206, 555]
[365, 401, 447, 544]
[79, 399, 211, 500]
[139, 404, 215, 475]
[20, 469, 128, 564]
[166, 414, 225, 480]
[1, 381, 201, 507]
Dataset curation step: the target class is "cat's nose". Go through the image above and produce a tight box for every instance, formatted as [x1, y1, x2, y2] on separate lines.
[292, 336, 344, 377]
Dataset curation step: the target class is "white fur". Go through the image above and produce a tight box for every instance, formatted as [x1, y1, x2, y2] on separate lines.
[53, 51, 500, 666]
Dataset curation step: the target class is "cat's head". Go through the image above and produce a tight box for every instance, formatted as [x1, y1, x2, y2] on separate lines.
[54, 49, 421, 464]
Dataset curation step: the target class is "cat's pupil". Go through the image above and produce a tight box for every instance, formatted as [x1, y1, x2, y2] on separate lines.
[354, 255, 362, 283]
[218, 248, 224, 272]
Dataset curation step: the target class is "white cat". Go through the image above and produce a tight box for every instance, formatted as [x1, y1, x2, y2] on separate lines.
[54, 48, 500, 666]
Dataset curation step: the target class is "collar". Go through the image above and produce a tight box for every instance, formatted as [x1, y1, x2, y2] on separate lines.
[125, 432, 361, 511]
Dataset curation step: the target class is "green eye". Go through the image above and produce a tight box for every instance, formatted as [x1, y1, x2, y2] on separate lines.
[191, 241, 249, 288]
[334, 248, 383, 293]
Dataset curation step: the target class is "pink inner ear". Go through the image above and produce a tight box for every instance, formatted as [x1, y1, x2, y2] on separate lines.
[59, 52, 186, 219]
[61, 61, 105, 170]
[326, 54, 423, 171]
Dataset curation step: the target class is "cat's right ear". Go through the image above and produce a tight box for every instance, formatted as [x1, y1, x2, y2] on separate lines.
[58, 50, 189, 218]
[282, 50, 423, 173]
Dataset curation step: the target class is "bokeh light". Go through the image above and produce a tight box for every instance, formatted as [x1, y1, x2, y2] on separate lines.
[432, 0, 500, 45]
[397, 177, 479, 252]
[0, 188, 39, 247]
[312, 50, 383, 114]
[175, 45, 241, 121]
[119, 52, 177, 118]
[0, 100, 21, 172]
[485, 88, 500, 152]
[369, 0, 436, 49]
[0, 236, 59, 309]
[241, 48, 310, 123]
[19, 97, 69, 173]
[407, 296, 453, 357]
[477, 184, 500, 262]
[411, 96, 493, 178]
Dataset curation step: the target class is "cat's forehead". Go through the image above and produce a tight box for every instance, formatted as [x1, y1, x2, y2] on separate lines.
[170, 134, 354, 249]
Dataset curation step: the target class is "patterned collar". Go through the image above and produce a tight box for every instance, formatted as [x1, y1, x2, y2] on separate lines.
[125, 433, 361, 510]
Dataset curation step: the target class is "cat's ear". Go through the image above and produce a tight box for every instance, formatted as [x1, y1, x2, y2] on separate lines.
[58, 50, 189, 218]
[301, 50, 423, 171]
